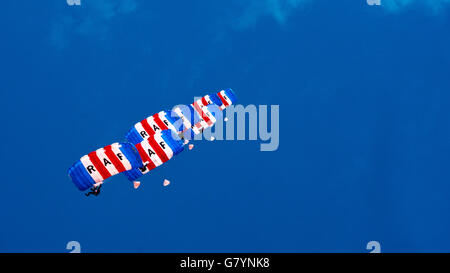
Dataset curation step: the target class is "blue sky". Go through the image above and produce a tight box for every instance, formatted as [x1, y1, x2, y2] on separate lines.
[1, 0, 450, 252]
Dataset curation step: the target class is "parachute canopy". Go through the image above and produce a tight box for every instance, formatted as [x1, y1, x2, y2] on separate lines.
[125, 89, 235, 145]
[126, 110, 181, 145]
[68, 142, 143, 191]
[123, 129, 184, 182]
[215, 88, 237, 110]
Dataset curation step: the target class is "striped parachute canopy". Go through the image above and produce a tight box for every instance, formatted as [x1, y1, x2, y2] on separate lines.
[126, 110, 181, 145]
[204, 88, 237, 110]
[216, 88, 237, 110]
[68, 142, 143, 191]
[125, 88, 235, 145]
[124, 129, 184, 182]
[173, 104, 220, 139]
[126, 105, 219, 145]
[175, 88, 235, 138]
[123, 102, 224, 183]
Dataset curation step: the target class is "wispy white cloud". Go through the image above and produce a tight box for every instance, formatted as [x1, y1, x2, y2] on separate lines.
[235, 0, 310, 29]
[232, 0, 450, 30]
[49, 0, 450, 49]
[50, 0, 138, 49]
[382, 0, 450, 12]
[88, 0, 138, 21]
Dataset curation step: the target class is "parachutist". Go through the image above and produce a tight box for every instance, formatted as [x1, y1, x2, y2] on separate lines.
[85, 184, 102, 197]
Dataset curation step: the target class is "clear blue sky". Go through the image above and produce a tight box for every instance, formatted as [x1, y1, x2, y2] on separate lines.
[1, 0, 450, 252]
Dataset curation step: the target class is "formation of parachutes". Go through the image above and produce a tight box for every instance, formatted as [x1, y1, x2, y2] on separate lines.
[68, 89, 237, 193]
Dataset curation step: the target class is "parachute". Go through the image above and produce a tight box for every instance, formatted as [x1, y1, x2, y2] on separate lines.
[68, 142, 143, 191]
[173, 104, 219, 139]
[216, 89, 237, 110]
[121, 104, 219, 183]
[123, 129, 184, 182]
[125, 110, 181, 145]
[68, 88, 237, 194]
[125, 88, 236, 144]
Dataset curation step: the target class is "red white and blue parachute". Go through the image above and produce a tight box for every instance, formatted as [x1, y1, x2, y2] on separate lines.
[68, 88, 237, 193]
[68, 142, 143, 191]
[123, 129, 184, 182]
[125, 110, 181, 145]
